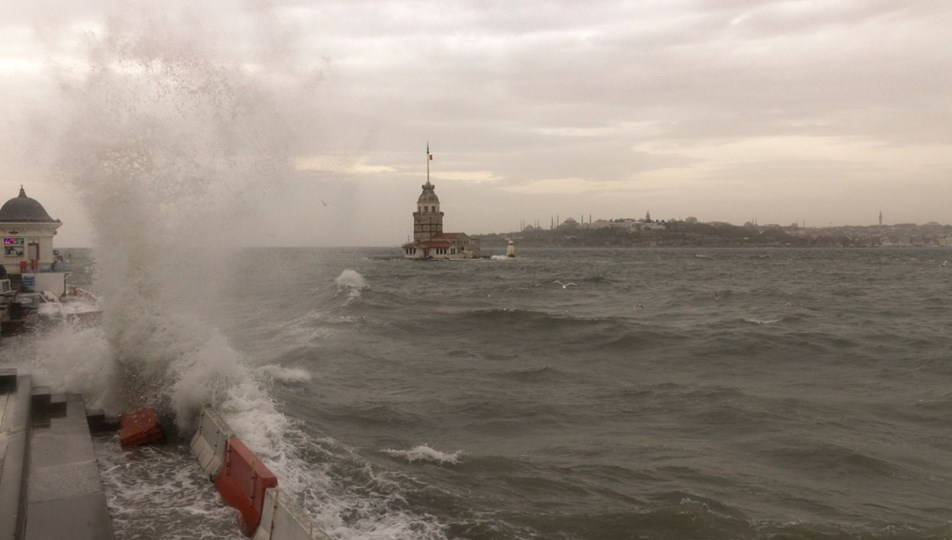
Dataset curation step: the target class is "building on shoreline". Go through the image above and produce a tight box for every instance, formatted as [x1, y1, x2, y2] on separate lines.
[401, 146, 480, 260]
[0, 185, 71, 294]
[0, 186, 62, 275]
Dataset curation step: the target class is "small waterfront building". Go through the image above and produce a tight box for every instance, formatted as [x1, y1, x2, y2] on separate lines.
[0, 186, 69, 294]
[401, 178, 480, 260]
[0, 186, 63, 274]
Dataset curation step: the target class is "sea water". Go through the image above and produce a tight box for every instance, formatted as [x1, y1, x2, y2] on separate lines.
[7, 4, 951, 536]
[8, 246, 950, 539]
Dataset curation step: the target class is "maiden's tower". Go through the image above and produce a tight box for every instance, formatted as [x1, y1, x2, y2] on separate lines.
[402, 146, 480, 259]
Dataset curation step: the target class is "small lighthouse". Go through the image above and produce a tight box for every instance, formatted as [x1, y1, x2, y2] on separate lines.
[506, 239, 515, 258]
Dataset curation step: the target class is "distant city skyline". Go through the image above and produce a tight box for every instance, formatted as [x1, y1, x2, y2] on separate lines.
[515, 212, 949, 231]
[1, 1, 950, 247]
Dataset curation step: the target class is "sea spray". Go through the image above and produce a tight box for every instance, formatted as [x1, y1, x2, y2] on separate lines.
[24, 0, 309, 509]
[36, 2, 313, 429]
[16, 5, 453, 538]
[0, 323, 113, 410]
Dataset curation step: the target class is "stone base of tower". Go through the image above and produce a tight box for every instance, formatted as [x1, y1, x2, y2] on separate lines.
[402, 233, 481, 260]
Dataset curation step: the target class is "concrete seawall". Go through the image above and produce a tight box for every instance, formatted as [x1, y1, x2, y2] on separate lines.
[0, 369, 114, 540]
[0, 369, 30, 540]
[2, 371, 330, 540]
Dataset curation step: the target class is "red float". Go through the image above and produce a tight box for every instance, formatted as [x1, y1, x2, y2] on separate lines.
[215, 437, 278, 535]
[119, 408, 163, 449]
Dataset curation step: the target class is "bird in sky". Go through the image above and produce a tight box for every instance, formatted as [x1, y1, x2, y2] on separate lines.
[554, 280, 577, 288]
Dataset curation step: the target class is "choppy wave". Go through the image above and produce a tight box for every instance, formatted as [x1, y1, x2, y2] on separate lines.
[382, 445, 462, 465]
[741, 317, 784, 325]
[335, 269, 368, 290]
[335, 269, 368, 304]
[491, 365, 564, 383]
[457, 308, 621, 332]
[276, 432, 450, 539]
[12, 243, 952, 539]
[256, 364, 312, 383]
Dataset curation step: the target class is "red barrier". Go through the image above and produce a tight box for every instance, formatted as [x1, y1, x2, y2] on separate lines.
[119, 408, 163, 449]
[215, 437, 278, 535]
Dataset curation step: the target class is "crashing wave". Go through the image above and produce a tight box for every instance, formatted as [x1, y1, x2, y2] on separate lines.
[335, 269, 368, 303]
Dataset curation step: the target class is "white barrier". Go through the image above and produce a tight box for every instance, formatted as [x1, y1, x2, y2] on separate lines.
[189, 407, 234, 480]
[253, 488, 330, 540]
[190, 406, 330, 540]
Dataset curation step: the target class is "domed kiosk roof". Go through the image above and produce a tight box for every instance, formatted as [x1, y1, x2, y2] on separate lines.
[417, 181, 440, 204]
[0, 186, 58, 223]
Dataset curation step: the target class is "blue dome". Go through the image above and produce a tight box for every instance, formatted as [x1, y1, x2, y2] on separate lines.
[0, 186, 57, 223]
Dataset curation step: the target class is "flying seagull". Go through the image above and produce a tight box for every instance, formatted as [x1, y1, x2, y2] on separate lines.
[554, 280, 577, 288]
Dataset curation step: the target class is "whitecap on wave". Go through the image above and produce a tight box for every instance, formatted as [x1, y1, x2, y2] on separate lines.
[255, 364, 312, 383]
[335, 269, 368, 304]
[742, 317, 783, 325]
[382, 444, 462, 465]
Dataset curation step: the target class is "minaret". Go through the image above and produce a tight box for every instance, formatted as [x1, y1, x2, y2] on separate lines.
[412, 143, 444, 242]
[879, 210, 883, 226]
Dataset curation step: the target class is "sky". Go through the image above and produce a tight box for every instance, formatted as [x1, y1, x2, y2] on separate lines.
[1, 0, 950, 247]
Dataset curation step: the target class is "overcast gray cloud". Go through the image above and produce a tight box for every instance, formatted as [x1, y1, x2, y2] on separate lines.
[1, 0, 950, 247]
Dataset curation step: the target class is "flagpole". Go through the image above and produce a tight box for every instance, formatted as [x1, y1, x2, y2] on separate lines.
[426, 141, 430, 185]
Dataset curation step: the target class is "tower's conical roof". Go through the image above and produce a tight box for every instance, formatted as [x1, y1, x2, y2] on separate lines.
[417, 181, 440, 204]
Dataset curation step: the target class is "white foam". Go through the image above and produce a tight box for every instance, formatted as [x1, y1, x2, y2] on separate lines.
[269, 434, 450, 540]
[256, 364, 313, 383]
[335, 269, 368, 304]
[335, 269, 368, 290]
[94, 436, 242, 540]
[743, 317, 783, 325]
[382, 444, 463, 465]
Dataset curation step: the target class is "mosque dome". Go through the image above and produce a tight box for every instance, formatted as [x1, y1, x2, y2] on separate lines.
[0, 186, 58, 223]
[417, 182, 440, 204]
